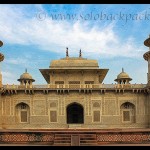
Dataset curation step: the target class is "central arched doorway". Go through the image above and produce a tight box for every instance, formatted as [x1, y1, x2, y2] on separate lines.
[67, 103, 84, 124]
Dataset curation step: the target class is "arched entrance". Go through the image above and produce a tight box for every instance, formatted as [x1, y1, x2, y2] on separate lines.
[67, 103, 84, 124]
[15, 102, 30, 123]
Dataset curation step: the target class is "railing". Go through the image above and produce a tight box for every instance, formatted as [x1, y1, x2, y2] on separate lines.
[3, 84, 147, 90]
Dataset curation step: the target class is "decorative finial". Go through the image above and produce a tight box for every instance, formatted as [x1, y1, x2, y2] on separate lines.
[0, 41, 3, 47]
[122, 68, 124, 72]
[149, 35, 150, 48]
[79, 49, 82, 57]
[149, 35, 150, 50]
[66, 47, 69, 57]
[25, 68, 27, 73]
[0, 40, 4, 62]
[0, 53, 4, 62]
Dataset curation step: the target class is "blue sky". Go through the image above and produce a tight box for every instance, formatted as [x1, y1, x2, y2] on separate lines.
[0, 4, 150, 85]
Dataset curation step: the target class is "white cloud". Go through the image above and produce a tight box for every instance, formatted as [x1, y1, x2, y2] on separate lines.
[0, 4, 148, 85]
[5, 58, 28, 65]
[1, 71, 18, 84]
[0, 4, 146, 59]
[4, 57, 42, 70]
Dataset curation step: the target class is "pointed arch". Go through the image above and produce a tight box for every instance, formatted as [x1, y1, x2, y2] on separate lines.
[120, 102, 135, 123]
[15, 102, 30, 123]
[66, 102, 84, 124]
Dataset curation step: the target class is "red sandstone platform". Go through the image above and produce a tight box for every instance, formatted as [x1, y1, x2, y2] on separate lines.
[0, 128, 150, 146]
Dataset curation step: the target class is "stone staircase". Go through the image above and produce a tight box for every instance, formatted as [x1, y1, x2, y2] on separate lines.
[80, 133, 97, 146]
[53, 133, 71, 146]
[53, 132, 97, 146]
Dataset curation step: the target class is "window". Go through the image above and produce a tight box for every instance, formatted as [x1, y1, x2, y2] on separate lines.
[50, 111, 57, 122]
[120, 102, 135, 123]
[69, 81, 80, 84]
[55, 81, 64, 84]
[20, 103, 28, 123]
[16, 103, 29, 123]
[21, 111, 28, 122]
[93, 111, 100, 122]
[85, 81, 94, 84]
[93, 102, 101, 122]
[21, 103, 27, 109]
[123, 111, 130, 121]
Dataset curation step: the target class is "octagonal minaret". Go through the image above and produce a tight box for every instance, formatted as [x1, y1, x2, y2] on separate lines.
[143, 35, 150, 86]
[0, 41, 4, 89]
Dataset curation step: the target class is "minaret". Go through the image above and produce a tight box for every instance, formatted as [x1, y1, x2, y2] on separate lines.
[66, 47, 69, 58]
[79, 49, 82, 58]
[0, 40, 4, 89]
[143, 35, 150, 86]
[0, 71, 2, 89]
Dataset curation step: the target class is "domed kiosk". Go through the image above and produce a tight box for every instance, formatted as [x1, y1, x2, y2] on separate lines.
[18, 69, 35, 87]
[115, 68, 132, 84]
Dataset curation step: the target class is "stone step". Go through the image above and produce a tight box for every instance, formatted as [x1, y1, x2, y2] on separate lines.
[80, 144, 98, 146]
[54, 139, 71, 142]
[53, 143, 71, 146]
[53, 133, 97, 146]
[54, 137, 71, 140]
[54, 140, 71, 142]
[55, 134, 71, 137]
[80, 134, 96, 137]
[54, 141, 71, 144]
[80, 140, 97, 143]
[80, 137, 96, 140]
